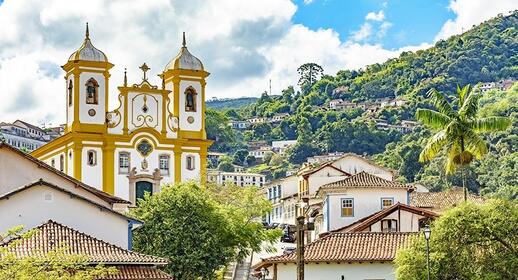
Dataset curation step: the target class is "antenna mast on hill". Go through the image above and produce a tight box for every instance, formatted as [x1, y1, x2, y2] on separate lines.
[269, 79, 272, 95]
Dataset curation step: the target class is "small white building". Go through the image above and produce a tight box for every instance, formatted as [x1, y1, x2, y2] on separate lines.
[264, 175, 298, 225]
[229, 120, 251, 130]
[271, 140, 297, 154]
[254, 232, 416, 280]
[248, 117, 267, 124]
[249, 146, 273, 160]
[270, 113, 290, 122]
[306, 152, 345, 165]
[207, 170, 266, 187]
[0, 121, 50, 151]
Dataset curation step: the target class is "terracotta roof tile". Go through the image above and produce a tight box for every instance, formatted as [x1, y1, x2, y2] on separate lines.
[3, 220, 167, 265]
[98, 266, 172, 280]
[318, 172, 410, 194]
[262, 232, 416, 264]
[410, 188, 484, 211]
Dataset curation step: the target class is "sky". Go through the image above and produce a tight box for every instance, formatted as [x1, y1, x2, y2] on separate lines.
[0, 0, 516, 126]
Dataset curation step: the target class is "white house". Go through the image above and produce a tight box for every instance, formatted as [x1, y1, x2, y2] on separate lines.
[317, 172, 412, 234]
[249, 146, 273, 160]
[207, 170, 266, 187]
[270, 113, 290, 122]
[271, 140, 297, 154]
[306, 152, 345, 165]
[248, 117, 267, 124]
[229, 120, 251, 130]
[0, 142, 136, 249]
[254, 232, 416, 280]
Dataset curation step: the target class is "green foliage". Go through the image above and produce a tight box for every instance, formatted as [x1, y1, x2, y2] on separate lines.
[395, 200, 518, 279]
[132, 181, 279, 279]
[232, 149, 248, 166]
[0, 227, 117, 280]
[217, 156, 235, 172]
[297, 63, 324, 94]
[206, 97, 258, 110]
[206, 109, 243, 153]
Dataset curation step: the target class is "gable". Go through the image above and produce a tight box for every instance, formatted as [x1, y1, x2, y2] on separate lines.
[331, 154, 394, 180]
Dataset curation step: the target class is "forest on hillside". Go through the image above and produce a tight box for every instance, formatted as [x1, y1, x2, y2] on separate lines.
[205, 11, 518, 199]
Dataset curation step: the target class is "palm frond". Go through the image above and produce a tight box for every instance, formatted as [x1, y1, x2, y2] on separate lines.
[459, 87, 481, 118]
[419, 130, 448, 162]
[457, 84, 471, 107]
[427, 88, 456, 118]
[445, 142, 460, 174]
[415, 109, 451, 129]
[464, 131, 488, 159]
[469, 117, 511, 132]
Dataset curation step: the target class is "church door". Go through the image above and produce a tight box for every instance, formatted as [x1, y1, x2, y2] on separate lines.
[135, 181, 153, 204]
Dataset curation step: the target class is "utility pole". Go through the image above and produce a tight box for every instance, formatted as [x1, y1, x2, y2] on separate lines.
[296, 215, 305, 280]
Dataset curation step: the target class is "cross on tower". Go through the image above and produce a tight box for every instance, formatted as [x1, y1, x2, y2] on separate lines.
[139, 63, 150, 81]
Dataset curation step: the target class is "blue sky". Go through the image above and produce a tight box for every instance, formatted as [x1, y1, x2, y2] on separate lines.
[293, 0, 455, 49]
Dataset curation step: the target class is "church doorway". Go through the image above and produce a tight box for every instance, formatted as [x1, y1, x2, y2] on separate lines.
[135, 181, 153, 204]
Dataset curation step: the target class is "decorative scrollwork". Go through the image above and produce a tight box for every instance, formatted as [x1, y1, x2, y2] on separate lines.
[135, 114, 155, 127]
[106, 94, 123, 128]
[131, 93, 158, 128]
[166, 96, 179, 132]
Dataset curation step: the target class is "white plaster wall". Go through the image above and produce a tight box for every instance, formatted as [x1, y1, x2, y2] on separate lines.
[113, 146, 175, 200]
[326, 188, 408, 232]
[107, 101, 125, 135]
[308, 167, 349, 195]
[0, 149, 111, 208]
[82, 147, 103, 190]
[181, 151, 201, 181]
[127, 92, 162, 133]
[369, 210, 424, 232]
[79, 72, 106, 124]
[275, 262, 396, 280]
[67, 148, 74, 177]
[0, 185, 129, 248]
[44, 152, 66, 174]
[332, 156, 394, 180]
[179, 80, 202, 132]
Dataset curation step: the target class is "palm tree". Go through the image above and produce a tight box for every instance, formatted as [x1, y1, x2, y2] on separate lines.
[416, 85, 510, 201]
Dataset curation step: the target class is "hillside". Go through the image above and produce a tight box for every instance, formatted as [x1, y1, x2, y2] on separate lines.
[206, 97, 258, 109]
[205, 11, 518, 199]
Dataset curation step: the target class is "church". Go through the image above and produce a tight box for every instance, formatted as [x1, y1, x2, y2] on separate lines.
[31, 24, 212, 205]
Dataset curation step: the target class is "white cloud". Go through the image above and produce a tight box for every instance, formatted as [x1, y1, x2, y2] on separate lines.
[366, 10, 385, 21]
[351, 23, 373, 41]
[303, 0, 314, 5]
[435, 0, 516, 40]
[0, 0, 458, 126]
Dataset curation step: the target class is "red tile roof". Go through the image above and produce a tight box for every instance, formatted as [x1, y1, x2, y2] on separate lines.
[260, 232, 416, 264]
[3, 220, 167, 265]
[410, 188, 484, 211]
[318, 171, 410, 195]
[0, 142, 128, 204]
[98, 266, 172, 280]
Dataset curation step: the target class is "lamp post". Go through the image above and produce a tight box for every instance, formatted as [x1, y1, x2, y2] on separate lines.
[296, 197, 315, 280]
[423, 226, 431, 280]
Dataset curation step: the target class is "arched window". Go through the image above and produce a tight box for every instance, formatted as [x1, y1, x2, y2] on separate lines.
[51, 159, 55, 168]
[85, 78, 99, 104]
[87, 150, 97, 166]
[68, 79, 73, 106]
[184, 87, 197, 112]
[59, 155, 64, 172]
[186, 155, 195, 170]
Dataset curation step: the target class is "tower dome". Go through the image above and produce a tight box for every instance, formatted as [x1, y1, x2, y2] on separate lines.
[68, 23, 108, 62]
[164, 32, 204, 71]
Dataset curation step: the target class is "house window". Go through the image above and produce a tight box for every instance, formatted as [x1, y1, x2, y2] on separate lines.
[85, 78, 99, 104]
[87, 150, 97, 166]
[59, 155, 64, 172]
[341, 198, 354, 217]
[381, 198, 394, 209]
[382, 219, 398, 232]
[68, 79, 73, 106]
[119, 152, 130, 174]
[186, 155, 195, 170]
[51, 159, 55, 168]
[159, 154, 170, 175]
[185, 87, 197, 112]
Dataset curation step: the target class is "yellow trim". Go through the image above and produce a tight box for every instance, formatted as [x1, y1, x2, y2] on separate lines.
[199, 147, 208, 185]
[102, 142, 115, 194]
[173, 146, 182, 183]
[73, 141, 83, 180]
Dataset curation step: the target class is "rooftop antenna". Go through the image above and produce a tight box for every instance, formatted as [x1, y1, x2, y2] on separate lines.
[269, 79, 272, 95]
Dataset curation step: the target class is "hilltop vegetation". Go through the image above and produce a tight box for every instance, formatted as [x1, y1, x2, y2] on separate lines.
[205, 11, 518, 199]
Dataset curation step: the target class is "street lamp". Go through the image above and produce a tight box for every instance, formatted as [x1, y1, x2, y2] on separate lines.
[296, 197, 315, 280]
[423, 225, 431, 280]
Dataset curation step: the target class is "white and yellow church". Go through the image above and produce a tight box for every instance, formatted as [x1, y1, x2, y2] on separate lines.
[31, 24, 212, 205]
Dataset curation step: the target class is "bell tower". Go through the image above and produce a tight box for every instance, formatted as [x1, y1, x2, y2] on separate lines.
[162, 32, 209, 140]
[62, 23, 114, 134]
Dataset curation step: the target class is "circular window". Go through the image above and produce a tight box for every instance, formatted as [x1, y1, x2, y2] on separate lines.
[187, 116, 195, 124]
[88, 109, 96, 116]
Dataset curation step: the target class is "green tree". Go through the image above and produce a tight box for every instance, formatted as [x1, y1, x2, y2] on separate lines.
[297, 63, 324, 94]
[395, 200, 518, 279]
[416, 85, 510, 199]
[218, 161, 235, 172]
[245, 155, 256, 167]
[233, 149, 249, 166]
[132, 181, 279, 279]
[0, 226, 117, 280]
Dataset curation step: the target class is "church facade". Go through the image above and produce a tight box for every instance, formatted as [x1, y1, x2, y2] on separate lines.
[31, 24, 212, 205]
